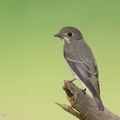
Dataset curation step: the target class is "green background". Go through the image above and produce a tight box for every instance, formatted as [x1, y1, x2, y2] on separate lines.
[0, 0, 120, 119]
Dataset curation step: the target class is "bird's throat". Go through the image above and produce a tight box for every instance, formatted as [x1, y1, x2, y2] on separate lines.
[61, 37, 71, 45]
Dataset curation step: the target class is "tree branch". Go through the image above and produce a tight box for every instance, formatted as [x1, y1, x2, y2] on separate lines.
[56, 80, 120, 120]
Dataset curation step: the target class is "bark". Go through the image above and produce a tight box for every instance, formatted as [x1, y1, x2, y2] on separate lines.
[56, 80, 120, 120]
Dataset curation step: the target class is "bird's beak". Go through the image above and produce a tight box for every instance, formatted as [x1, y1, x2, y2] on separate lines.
[54, 34, 62, 37]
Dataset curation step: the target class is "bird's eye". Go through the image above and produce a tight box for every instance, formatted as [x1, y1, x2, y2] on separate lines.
[68, 32, 73, 37]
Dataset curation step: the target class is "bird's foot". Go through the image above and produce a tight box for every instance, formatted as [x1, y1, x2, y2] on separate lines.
[82, 88, 86, 94]
[68, 78, 76, 83]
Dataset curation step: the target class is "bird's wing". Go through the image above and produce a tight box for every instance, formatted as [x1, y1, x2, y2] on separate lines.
[64, 50, 100, 96]
[93, 61, 100, 94]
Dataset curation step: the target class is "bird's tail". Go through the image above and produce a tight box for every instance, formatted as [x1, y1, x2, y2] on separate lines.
[93, 96, 104, 111]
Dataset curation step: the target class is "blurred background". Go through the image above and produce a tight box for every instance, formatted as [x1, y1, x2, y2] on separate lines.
[0, 0, 120, 119]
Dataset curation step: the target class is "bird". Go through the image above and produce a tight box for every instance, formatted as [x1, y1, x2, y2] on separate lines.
[54, 26, 104, 111]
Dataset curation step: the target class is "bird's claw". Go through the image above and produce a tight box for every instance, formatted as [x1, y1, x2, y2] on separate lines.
[68, 78, 76, 83]
[82, 88, 86, 94]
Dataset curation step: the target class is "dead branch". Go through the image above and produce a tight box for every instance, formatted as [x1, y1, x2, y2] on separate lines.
[56, 80, 120, 120]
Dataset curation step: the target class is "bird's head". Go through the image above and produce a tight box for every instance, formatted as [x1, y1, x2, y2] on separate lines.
[54, 26, 83, 45]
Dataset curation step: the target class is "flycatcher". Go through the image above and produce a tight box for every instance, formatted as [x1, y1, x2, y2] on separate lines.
[54, 26, 104, 111]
